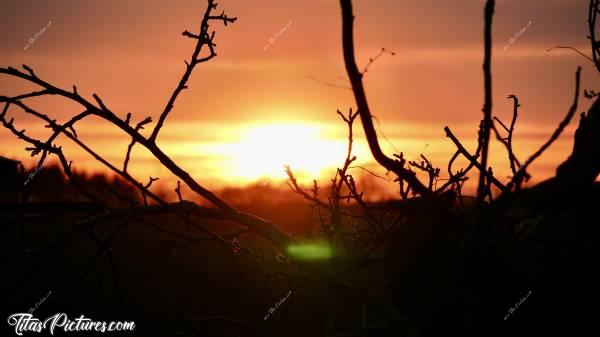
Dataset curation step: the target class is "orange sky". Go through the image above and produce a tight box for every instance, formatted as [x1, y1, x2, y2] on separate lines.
[1, 0, 599, 196]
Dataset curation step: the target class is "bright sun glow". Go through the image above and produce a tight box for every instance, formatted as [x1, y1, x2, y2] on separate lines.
[211, 122, 357, 181]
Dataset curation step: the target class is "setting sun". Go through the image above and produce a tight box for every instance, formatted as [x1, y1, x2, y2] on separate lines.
[208, 122, 362, 181]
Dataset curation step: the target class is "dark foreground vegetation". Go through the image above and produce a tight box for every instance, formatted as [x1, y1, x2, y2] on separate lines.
[2, 0, 600, 336]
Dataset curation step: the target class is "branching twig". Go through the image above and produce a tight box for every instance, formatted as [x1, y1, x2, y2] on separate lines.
[409, 154, 440, 191]
[149, 0, 237, 142]
[507, 67, 581, 190]
[588, 0, 600, 73]
[444, 126, 507, 193]
[362, 47, 395, 74]
[123, 116, 152, 172]
[492, 95, 523, 177]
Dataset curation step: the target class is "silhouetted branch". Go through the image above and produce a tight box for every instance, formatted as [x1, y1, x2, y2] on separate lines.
[588, 0, 600, 73]
[444, 126, 507, 193]
[142, 177, 160, 205]
[508, 67, 581, 190]
[175, 180, 183, 202]
[547, 46, 594, 63]
[149, 0, 237, 142]
[441, 150, 466, 198]
[477, 0, 495, 204]
[438, 120, 490, 196]
[0, 200, 256, 262]
[4, 110, 252, 275]
[306, 75, 352, 90]
[287, 108, 386, 244]
[362, 47, 395, 74]
[0, 62, 298, 255]
[336, 108, 389, 238]
[285, 109, 372, 221]
[339, 0, 430, 197]
[331, 109, 360, 233]
[546, 0, 599, 90]
[409, 154, 440, 191]
[348, 165, 392, 181]
[492, 95, 523, 177]
[123, 116, 152, 172]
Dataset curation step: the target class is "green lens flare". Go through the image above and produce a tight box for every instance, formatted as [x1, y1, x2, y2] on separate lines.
[286, 243, 332, 260]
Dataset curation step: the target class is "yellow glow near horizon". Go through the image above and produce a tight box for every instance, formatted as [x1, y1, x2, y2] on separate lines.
[211, 122, 358, 181]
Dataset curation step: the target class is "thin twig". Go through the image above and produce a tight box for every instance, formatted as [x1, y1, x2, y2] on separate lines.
[508, 67, 581, 190]
[362, 47, 395, 74]
[491, 95, 523, 176]
[306, 75, 352, 90]
[547, 46, 594, 63]
[150, 0, 237, 142]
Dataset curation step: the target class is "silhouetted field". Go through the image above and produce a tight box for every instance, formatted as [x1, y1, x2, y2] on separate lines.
[1, 164, 599, 336]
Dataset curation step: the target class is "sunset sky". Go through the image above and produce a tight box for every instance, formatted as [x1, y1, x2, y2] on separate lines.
[1, 0, 599, 196]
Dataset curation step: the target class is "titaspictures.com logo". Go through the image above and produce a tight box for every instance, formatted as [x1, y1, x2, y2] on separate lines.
[7, 313, 135, 335]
